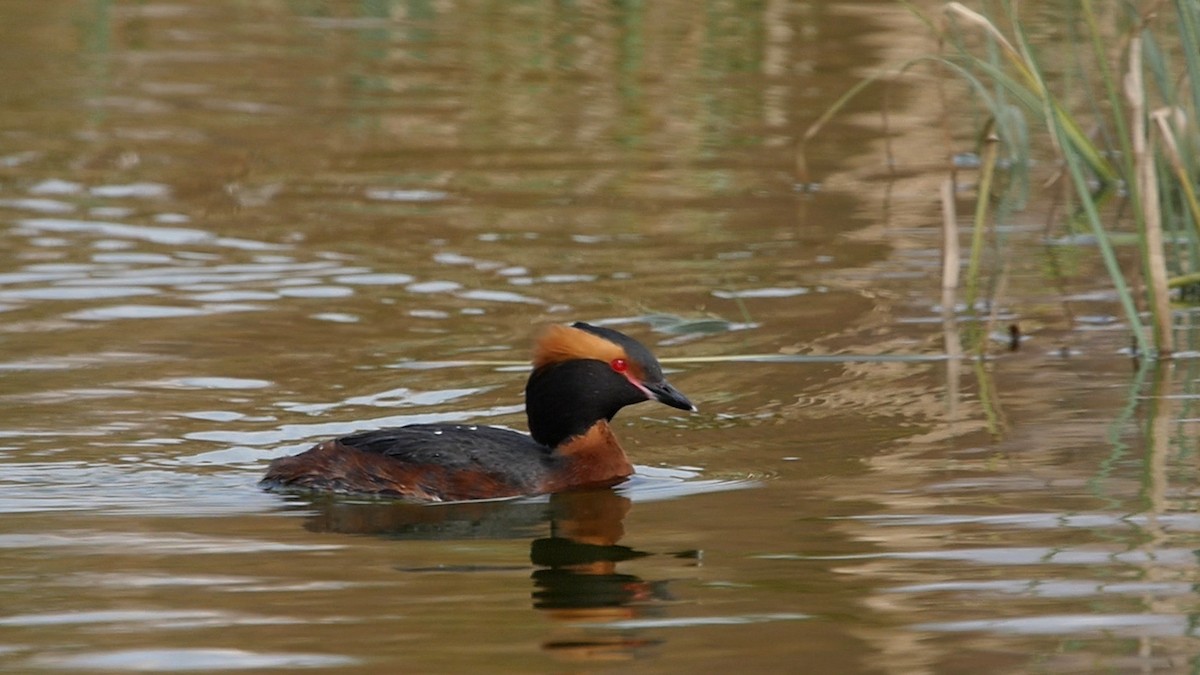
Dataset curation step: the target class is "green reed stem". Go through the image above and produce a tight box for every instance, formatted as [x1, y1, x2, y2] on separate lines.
[1081, 0, 1139, 218]
[1053, 107, 1151, 356]
[963, 127, 1000, 317]
[1178, 0, 1200, 133]
[971, 358, 1006, 436]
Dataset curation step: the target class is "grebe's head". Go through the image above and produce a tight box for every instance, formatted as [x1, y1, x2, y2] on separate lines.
[533, 322, 695, 412]
[525, 322, 696, 447]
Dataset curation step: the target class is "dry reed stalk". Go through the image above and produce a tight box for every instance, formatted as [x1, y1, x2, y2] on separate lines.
[941, 178, 960, 292]
[1150, 108, 1200, 239]
[940, 176, 964, 411]
[1126, 35, 1174, 354]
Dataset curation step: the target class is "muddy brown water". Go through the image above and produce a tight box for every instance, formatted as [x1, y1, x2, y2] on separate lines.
[2, 2, 1198, 673]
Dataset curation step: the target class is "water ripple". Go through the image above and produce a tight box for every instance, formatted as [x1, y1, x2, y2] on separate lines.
[581, 612, 810, 630]
[851, 511, 1200, 532]
[890, 579, 1198, 599]
[0, 531, 342, 554]
[0, 609, 294, 628]
[787, 547, 1200, 566]
[31, 648, 357, 671]
[18, 217, 282, 250]
[0, 286, 155, 300]
[916, 614, 1193, 637]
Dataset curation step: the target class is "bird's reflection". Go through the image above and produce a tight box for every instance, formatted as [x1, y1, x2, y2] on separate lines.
[532, 490, 670, 660]
[297, 488, 673, 661]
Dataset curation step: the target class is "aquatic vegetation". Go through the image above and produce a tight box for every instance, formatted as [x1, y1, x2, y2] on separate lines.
[939, 0, 1200, 358]
[806, 1, 1200, 357]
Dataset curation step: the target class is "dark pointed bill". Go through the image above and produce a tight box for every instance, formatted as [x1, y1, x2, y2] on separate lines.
[644, 380, 697, 413]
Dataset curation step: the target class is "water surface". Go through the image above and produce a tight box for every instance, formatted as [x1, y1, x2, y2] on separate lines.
[2, 1, 1197, 672]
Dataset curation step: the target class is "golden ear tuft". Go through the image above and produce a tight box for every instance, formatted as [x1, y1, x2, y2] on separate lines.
[532, 324, 627, 369]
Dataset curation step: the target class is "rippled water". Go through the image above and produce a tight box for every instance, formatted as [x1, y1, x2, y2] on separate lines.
[3, 1, 1200, 673]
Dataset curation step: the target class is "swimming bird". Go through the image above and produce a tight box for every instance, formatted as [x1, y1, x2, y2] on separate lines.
[260, 322, 696, 501]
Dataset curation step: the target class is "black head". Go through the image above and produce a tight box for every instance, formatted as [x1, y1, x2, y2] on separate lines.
[525, 322, 696, 448]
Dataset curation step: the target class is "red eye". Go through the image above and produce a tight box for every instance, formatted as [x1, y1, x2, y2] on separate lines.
[610, 358, 628, 373]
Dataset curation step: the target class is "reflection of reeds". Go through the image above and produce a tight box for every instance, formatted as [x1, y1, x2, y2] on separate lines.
[808, 1, 1200, 357]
